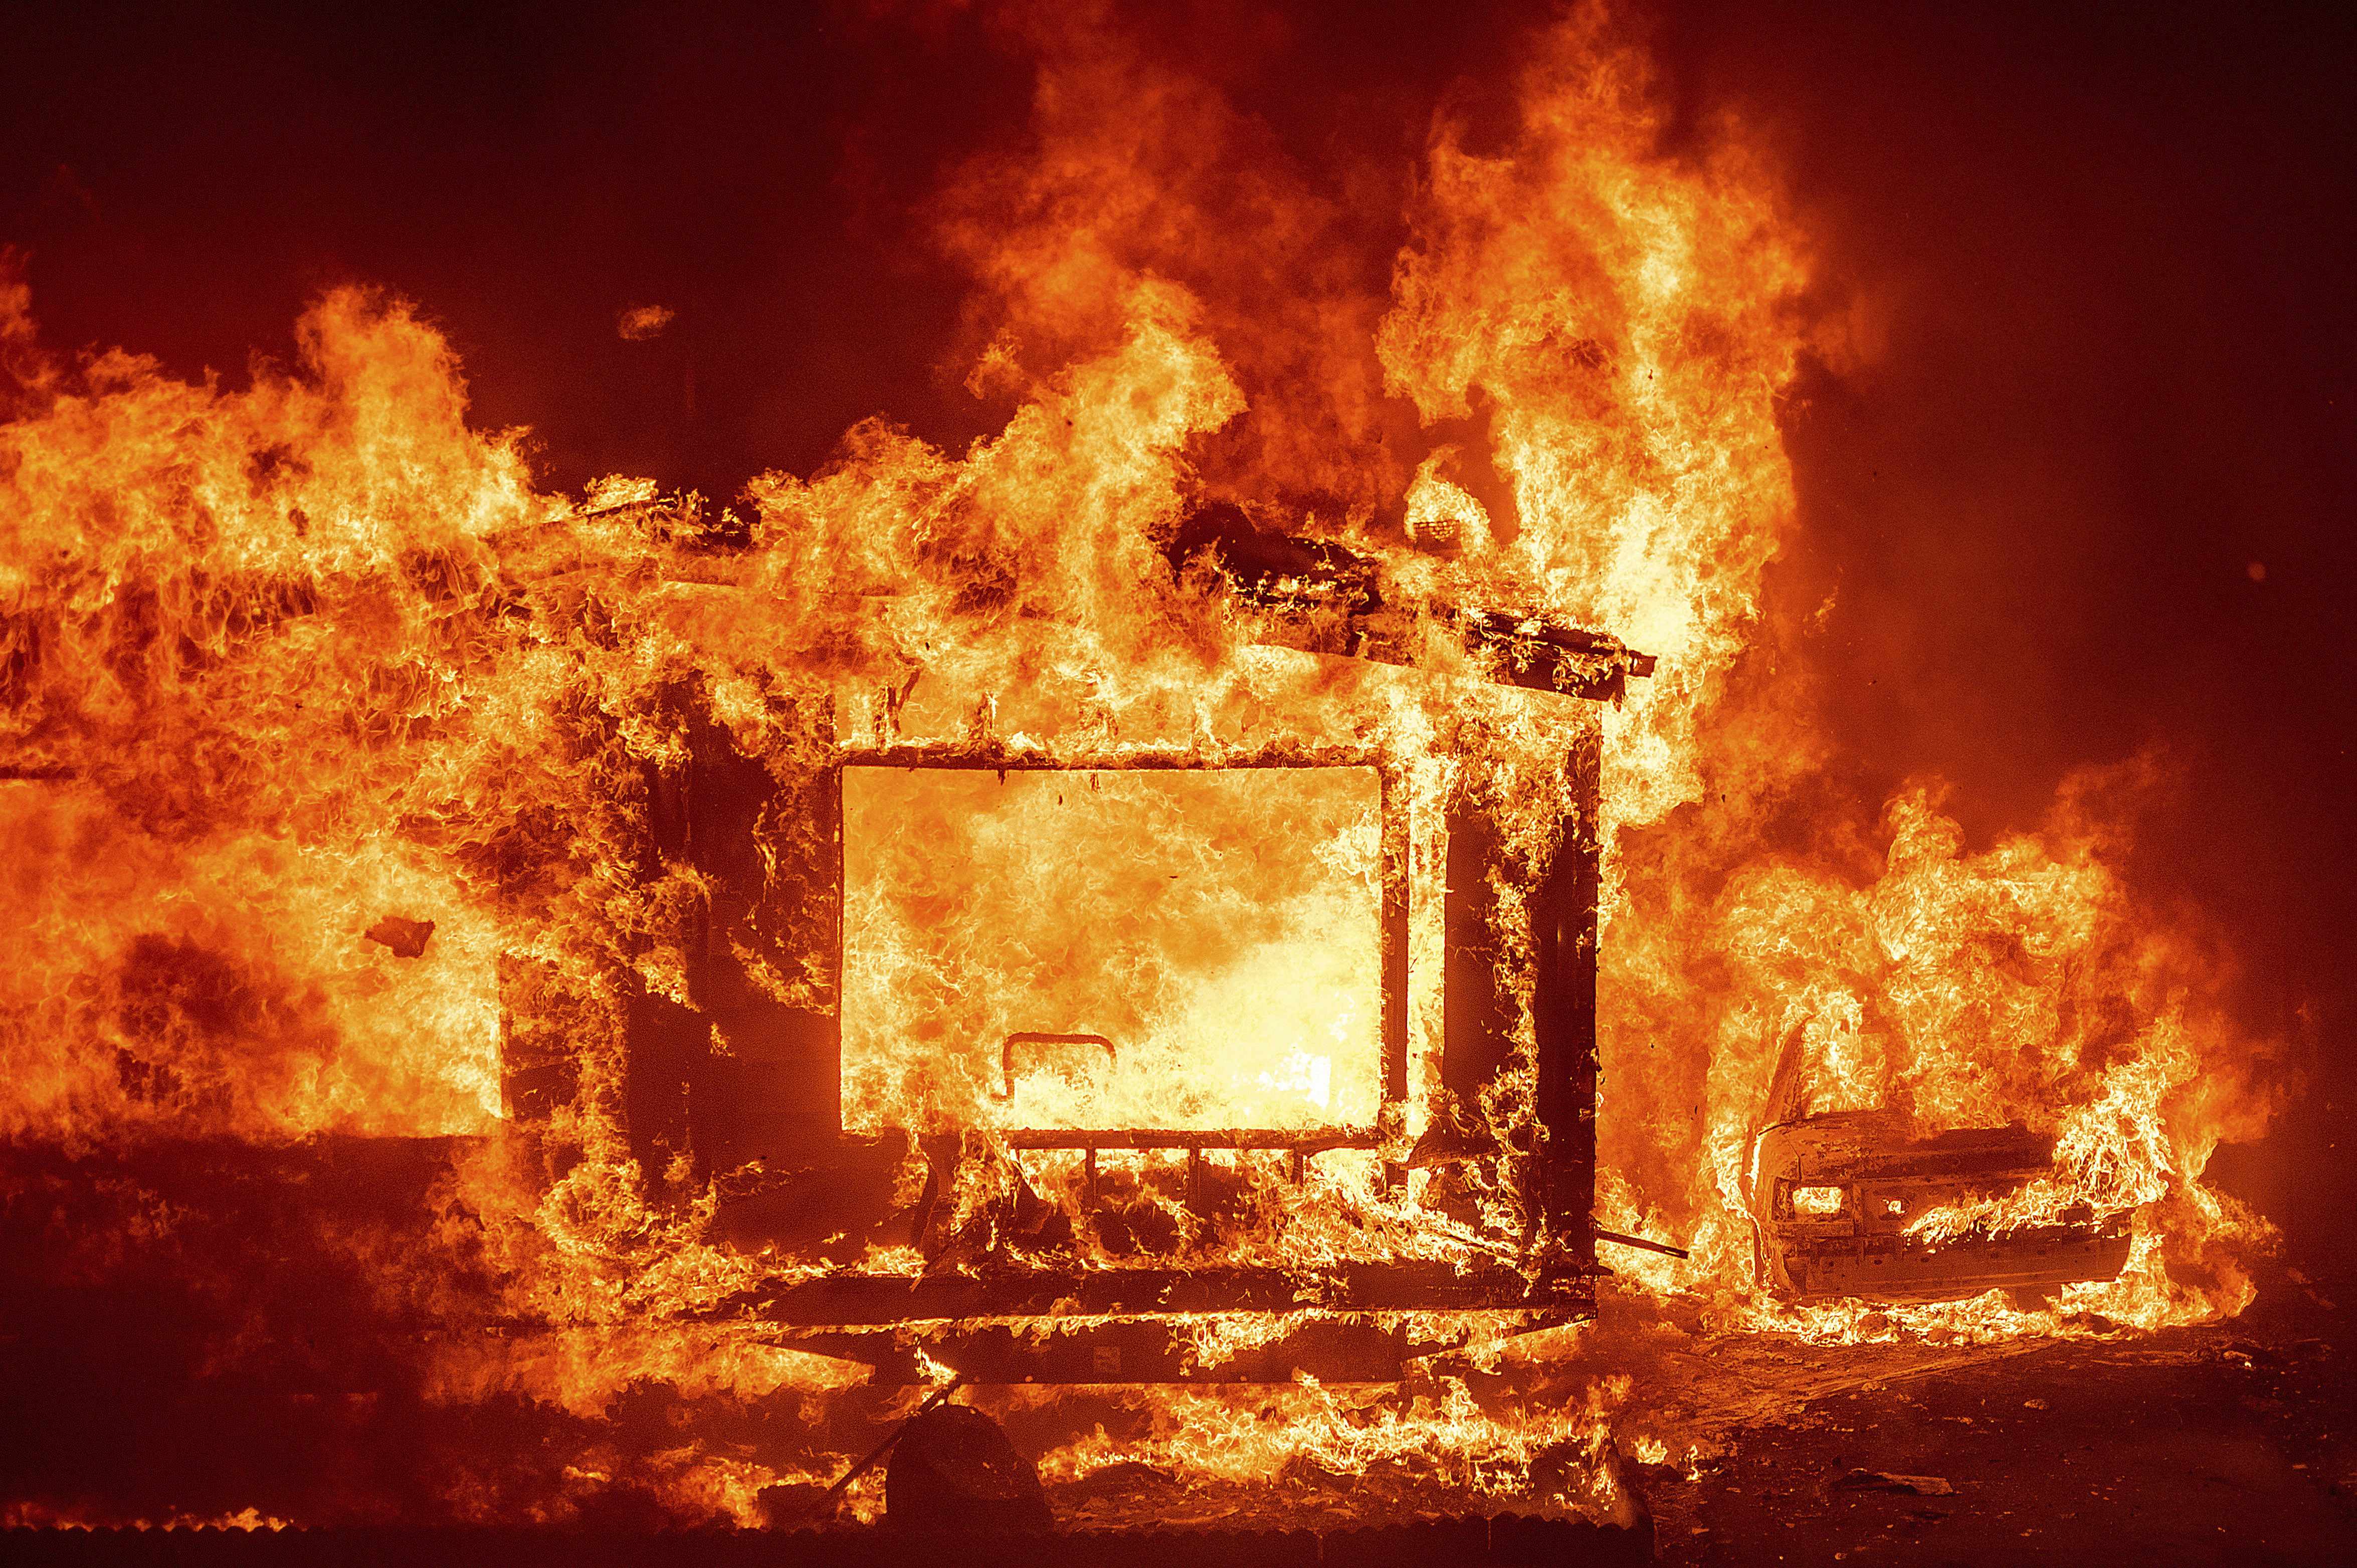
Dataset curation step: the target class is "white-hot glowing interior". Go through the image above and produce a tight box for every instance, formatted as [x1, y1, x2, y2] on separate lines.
[840, 765, 1383, 1133]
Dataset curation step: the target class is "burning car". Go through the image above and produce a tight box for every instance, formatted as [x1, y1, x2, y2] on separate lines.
[1743, 1020, 2137, 1305]
[1749, 1109, 2133, 1304]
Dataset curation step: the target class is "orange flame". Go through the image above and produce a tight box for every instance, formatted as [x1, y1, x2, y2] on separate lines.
[0, 0, 2284, 1530]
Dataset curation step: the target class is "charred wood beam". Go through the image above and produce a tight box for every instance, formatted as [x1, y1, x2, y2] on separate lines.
[791, 1316, 1416, 1386]
[836, 743, 1385, 771]
[723, 1259, 1599, 1325]
[1426, 736, 1604, 1264]
[1531, 738, 1602, 1265]
[1166, 503, 1656, 701]
[1593, 1227, 1690, 1260]
[1380, 763, 1412, 1106]
[1442, 804, 1511, 1108]
[1003, 1128, 1377, 1152]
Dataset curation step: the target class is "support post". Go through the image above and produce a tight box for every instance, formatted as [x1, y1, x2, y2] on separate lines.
[1531, 735, 1602, 1265]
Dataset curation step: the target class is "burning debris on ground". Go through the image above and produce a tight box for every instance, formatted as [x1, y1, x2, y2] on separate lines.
[1, 2, 2340, 1562]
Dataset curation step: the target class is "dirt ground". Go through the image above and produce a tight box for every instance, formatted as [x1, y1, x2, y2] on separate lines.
[1614, 1271, 2357, 1565]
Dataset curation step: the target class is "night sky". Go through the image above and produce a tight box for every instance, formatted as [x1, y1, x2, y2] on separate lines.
[5, 2, 2351, 1253]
